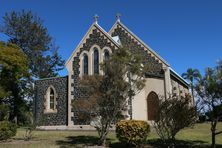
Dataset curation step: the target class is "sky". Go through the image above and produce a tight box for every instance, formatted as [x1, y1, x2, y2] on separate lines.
[0, 0, 221, 76]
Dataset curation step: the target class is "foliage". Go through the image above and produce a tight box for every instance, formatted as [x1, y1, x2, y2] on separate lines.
[195, 60, 222, 148]
[0, 42, 28, 79]
[1, 10, 64, 78]
[0, 41, 29, 124]
[116, 120, 150, 147]
[73, 47, 149, 146]
[0, 10, 64, 125]
[0, 121, 17, 140]
[182, 68, 201, 105]
[0, 104, 9, 121]
[154, 94, 197, 141]
[0, 86, 10, 99]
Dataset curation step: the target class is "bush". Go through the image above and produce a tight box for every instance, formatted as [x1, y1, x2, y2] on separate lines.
[154, 95, 196, 141]
[116, 120, 150, 147]
[0, 121, 17, 140]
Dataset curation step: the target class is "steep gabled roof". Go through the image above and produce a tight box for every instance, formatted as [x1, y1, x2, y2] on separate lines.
[65, 22, 120, 67]
[109, 20, 189, 86]
[109, 21, 170, 67]
[65, 19, 189, 87]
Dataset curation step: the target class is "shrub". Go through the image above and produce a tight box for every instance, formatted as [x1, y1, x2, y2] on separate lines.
[0, 121, 17, 140]
[154, 95, 196, 141]
[116, 120, 150, 147]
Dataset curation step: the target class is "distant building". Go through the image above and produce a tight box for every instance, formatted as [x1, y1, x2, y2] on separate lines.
[34, 15, 190, 130]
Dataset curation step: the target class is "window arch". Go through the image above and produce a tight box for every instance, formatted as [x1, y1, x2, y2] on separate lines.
[93, 48, 99, 74]
[44, 86, 57, 113]
[104, 49, 110, 61]
[147, 91, 159, 121]
[83, 53, 88, 75]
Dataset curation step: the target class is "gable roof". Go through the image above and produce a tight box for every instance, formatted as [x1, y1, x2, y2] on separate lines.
[109, 20, 189, 86]
[109, 20, 170, 67]
[65, 19, 189, 87]
[65, 22, 120, 67]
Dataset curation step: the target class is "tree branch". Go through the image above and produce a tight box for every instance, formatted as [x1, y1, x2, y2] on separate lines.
[215, 131, 222, 135]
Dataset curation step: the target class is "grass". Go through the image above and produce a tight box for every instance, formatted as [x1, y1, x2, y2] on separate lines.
[0, 123, 222, 148]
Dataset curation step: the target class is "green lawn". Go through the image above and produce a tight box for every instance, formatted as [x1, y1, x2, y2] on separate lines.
[0, 123, 222, 148]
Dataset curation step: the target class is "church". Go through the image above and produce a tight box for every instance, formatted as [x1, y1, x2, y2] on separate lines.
[34, 15, 189, 130]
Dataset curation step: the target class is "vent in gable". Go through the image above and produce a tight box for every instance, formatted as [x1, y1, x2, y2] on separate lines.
[111, 36, 121, 45]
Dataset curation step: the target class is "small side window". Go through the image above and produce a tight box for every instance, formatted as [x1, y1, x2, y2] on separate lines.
[44, 86, 57, 113]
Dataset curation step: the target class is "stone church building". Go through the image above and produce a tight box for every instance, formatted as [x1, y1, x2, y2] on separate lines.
[34, 16, 189, 130]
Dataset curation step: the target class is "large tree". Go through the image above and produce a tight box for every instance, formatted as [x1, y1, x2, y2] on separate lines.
[196, 61, 222, 148]
[0, 41, 29, 123]
[182, 68, 201, 105]
[0, 10, 64, 123]
[73, 47, 149, 146]
[0, 10, 64, 79]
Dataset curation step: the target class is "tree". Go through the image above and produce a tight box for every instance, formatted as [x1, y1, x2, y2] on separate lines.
[0, 10, 64, 124]
[196, 61, 222, 148]
[182, 68, 201, 105]
[73, 47, 149, 146]
[0, 10, 64, 79]
[154, 94, 196, 142]
[0, 41, 29, 124]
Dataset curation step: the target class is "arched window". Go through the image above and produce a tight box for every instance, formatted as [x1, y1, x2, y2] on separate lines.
[83, 53, 88, 75]
[104, 49, 110, 61]
[147, 91, 159, 121]
[93, 48, 99, 74]
[44, 86, 57, 113]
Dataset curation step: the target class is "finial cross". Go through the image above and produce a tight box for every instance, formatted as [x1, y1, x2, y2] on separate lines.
[93, 14, 99, 23]
[116, 13, 121, 22]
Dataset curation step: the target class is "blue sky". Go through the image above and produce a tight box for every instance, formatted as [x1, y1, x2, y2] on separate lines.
[0, 0, 221, 76]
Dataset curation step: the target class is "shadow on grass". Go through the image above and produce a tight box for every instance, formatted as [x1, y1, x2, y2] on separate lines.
[56, 135, 115, 148]
[56, 136, 98, 147]
[146, 139, 222, 148]
[111, 139, 222, 148]
[56, 136, 222, 148]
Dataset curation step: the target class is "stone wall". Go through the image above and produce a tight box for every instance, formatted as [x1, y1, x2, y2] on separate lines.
[34, 76, 68, 126]
[111, 24, 164, 78]
[71, 28, 116, 125]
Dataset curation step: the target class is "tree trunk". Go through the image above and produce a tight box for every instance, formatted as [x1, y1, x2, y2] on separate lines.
[191, 85, 195, 106]
[12, 82, 19, 125]
[211, 121, 217, 148]
[98, 133, 107, 146]
[98, 124, 109, 146]
[212, 132, 216, 148]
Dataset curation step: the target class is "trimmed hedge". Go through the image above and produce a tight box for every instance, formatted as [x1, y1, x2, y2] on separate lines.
[116, 120, 150, 146]
[0, 121, 17, 140]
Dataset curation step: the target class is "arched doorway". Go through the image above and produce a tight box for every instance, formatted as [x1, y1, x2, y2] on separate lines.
[147, 91, 159, 121]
